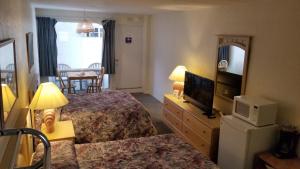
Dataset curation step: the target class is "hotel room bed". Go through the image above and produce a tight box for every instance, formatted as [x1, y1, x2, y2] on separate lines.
[34, 90, 157, 143]
[32, 134, 219, 169]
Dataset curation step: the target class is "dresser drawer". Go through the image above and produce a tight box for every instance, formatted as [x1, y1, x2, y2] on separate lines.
[182, 124, 210, 157]
[164, 99, 183, 120]
[163, 108, 182, 130]
[183, 112, 212, 143]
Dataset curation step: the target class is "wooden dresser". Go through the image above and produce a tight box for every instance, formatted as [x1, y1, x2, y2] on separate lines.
[162, 94, 220, 162]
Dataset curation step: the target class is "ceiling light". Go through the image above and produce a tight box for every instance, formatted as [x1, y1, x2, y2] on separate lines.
[77, 10, 94, 33]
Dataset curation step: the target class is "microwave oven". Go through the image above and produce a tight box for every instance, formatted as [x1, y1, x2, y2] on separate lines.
[233, 96, 277, 126]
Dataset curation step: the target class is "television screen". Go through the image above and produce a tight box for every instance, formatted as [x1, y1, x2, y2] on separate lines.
[184, 71, 214, 115]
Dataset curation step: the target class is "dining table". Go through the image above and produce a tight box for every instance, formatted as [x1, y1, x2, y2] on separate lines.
[67, 71, 98, 94]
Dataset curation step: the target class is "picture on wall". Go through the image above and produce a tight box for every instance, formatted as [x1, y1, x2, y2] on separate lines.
[26, 32, 34, 72]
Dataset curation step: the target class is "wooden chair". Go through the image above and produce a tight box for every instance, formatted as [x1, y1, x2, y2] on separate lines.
[87, 67, 105, 93]
[88, 63, 101, 75]
[57, 64, 71, 77]
[57, 70, 76, 94]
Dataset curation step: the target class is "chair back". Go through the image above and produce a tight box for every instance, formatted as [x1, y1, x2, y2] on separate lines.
[88, 63, 101, 75]
[88, 63, 101, 69]
[57, 64, 71, 77]
[96, 67, 105, 88]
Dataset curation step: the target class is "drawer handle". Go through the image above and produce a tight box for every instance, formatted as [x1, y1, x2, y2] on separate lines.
[186, 118, 189, 122]
[201, 144, 205, 147]
[202, 130, 206, 134]
[184, 130, 188, 134]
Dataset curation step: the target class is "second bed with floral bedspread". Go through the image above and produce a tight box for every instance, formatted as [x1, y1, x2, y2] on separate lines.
[33, 134, 219, 169]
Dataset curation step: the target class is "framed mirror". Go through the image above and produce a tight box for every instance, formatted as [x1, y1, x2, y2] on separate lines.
[0, 38, 18, 128]
[215, 35, 251, 101]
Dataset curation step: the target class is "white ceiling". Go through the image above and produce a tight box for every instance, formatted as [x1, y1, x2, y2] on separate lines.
[30, 0, 248, 14]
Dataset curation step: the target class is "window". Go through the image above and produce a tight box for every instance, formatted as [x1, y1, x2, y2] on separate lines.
[55, 22, 104, 69]
[55, 22, 109, 89]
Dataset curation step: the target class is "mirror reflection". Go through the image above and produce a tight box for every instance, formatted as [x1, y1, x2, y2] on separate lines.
[215, 35, 250, 100]
[0, 39, 17, 122]
[217, 45, 245, 75]
[1, 84, 16, 121]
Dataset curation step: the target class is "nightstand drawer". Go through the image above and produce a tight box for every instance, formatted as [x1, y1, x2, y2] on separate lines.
[183, 112, 212, 143]
[164, 98, 183, 120]
[163, 108, 182, 130]
[182, 124, 210, 157]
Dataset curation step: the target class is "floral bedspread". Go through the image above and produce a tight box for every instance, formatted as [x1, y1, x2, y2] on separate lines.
[32, 134, 218, 169]
[75, 134, 218, 169]
[34, 90, 157, 144]
[61, 90, 157, 143]
[32, 140, 79, 169]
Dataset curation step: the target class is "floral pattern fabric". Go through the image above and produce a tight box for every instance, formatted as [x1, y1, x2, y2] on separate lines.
[34, 90, 157, 144]
[75, 134, 219, 169]
[32, 140, 79, 169]
[32, 134, 218, 169]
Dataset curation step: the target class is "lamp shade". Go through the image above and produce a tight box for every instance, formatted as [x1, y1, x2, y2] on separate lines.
[29, 82, 69, 110]
[169, 65, 188, 82]
[77, 19, 94, 33]
[1, 84, 16, 112]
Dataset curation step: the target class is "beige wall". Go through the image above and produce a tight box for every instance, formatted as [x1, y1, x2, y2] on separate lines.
[149, 0, 300, 154]
[0, 0, 37, 167]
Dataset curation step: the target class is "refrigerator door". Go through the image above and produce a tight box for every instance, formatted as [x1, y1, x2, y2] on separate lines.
[218, 116, 255, 169]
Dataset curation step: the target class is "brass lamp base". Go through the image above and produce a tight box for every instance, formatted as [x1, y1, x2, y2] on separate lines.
[43, 109, 56, 133]
[172, 81, 184, 98]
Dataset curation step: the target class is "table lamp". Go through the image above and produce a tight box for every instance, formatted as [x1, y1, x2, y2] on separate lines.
[169, 65, 188, 97]
[29, 82, 69, 133]
[1, 84, 16, 121]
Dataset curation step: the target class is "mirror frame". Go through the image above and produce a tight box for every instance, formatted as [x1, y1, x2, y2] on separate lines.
[215, 35, 251, 101]
[0, 38, 18, 129]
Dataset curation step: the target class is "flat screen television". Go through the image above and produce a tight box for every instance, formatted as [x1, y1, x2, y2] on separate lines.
[183, 71, 215, 118]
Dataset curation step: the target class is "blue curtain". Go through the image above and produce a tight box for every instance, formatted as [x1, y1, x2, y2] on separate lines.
[218, 46, 230, 63]
[101, 20, 116, 74]
[37, 17, 58, 76]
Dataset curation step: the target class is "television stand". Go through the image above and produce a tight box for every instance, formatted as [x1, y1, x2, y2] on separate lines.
[162, 94, 220, 162]
[204, 108, 221, 119]
[203, 112, 216, 119]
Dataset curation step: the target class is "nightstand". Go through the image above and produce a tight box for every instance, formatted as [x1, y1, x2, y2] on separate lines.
[41, 120, 75, 141]
[254, 152, 300, 169]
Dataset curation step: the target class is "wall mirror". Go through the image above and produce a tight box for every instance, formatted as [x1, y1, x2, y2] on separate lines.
[215, 35, 251, 101]
[0, 38, 18, 128]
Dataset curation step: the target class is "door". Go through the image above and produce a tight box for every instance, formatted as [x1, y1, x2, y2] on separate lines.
[115, 24, 143, 91]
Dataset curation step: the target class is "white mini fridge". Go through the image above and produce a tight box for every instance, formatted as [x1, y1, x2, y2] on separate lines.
[218, 115, 278, 169]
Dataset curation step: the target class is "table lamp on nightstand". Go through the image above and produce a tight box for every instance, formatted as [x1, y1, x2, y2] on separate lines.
[169, 65, 188, 97]
[29, 82, 69, 133]
[1, 84, 16, 121]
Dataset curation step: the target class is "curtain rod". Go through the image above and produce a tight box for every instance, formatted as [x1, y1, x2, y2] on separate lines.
[36, 13, 114, 23]
[36, 15, 114, 23]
